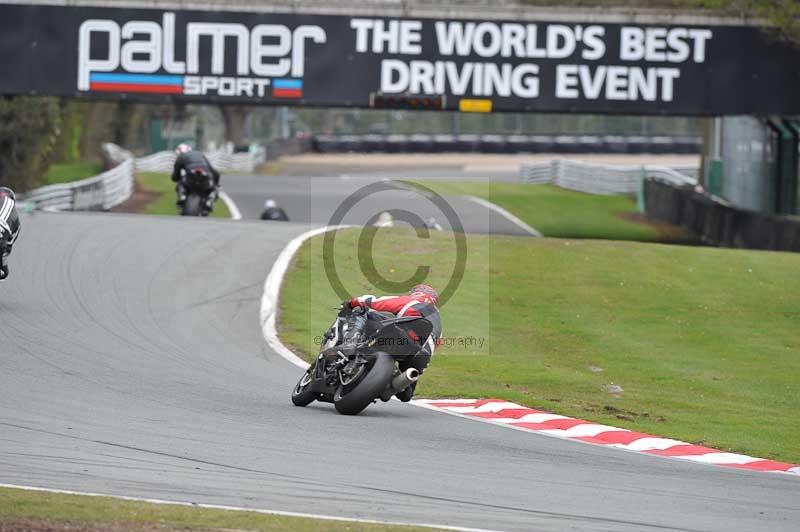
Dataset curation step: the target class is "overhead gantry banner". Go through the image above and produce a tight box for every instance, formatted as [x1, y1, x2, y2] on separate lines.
[1, 3, 799, 114]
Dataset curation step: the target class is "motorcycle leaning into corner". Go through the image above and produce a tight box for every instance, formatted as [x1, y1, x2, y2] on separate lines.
[291, 305, 433, 415]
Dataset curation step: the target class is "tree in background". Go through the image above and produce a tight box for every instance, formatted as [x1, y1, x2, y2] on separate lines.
[675, 1, 799, 45]
[520, 0, 800, 45]
[221, 105, 253, 148]
[51, 99, 83, 165]
[0, 97, 61, 192]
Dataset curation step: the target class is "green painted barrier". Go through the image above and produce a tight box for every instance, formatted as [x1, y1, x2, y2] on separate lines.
[707, 159, 723, 197]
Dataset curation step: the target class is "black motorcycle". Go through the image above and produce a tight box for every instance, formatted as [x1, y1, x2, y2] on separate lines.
[291, 307, 433, 415]
[179, 168, 216, 216]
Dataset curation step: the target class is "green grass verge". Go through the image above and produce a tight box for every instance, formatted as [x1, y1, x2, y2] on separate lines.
[279, 228, 800, 464]
[405, 180, 675, 242]
[43, 161, 103, 185]
[137, 172, 231, 218]
[0, 487, 437, 531]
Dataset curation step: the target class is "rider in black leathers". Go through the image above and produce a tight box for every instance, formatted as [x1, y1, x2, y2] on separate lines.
[260, 199, 289, 221]
[0, 187, 21, 280]
[171, 144, 221, 210]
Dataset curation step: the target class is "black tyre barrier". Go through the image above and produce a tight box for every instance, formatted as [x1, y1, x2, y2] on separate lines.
[455, 134, 482, 153]
[433, 134, 457, 152]
[309, 135, 701, 155]
[313, 135, 339, 153]
[409, 134, 436, 152]
[480, 134, 506, 153]
[385, 134, 409, 153]
[506, 135, 530, 153]
[576, 136, 603, 153]
[644, 178, 800, 252]
[362, 134, 385, 152]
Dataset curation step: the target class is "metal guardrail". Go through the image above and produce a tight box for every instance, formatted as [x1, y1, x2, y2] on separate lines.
[119, 146, 266, 174]
[520, 159, 697, 195]
[24, 143, 266, 211]
[24, 155, 134, 211]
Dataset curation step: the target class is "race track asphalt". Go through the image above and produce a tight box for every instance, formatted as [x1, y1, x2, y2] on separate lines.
[0, 212, 798, 531]
[221, 172, 532, 235]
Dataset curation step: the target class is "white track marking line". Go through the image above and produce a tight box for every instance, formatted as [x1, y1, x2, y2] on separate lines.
[612, 437, 686, 451]
[445, 401, 525, 413]
[0, 484, 500, 532]
[258, 229, 799, 478]
[218, 190, 242, 220]
[414, 398, 478, 404]
[672, 453, 762, 465]
[466, 195, 542, 237]
[260, 226, 341, 370]
[539, 424, 630, 438]
[492, 413, 571, 424]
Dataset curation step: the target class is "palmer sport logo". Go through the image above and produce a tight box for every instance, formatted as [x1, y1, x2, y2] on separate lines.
[77, 13, 323, 98]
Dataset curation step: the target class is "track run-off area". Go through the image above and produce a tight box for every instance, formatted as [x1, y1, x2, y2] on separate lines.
[0, 206, 798, 532]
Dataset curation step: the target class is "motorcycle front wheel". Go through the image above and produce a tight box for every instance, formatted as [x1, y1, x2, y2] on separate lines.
[333, 353, 395, 415]
[291, 367, 317, 407]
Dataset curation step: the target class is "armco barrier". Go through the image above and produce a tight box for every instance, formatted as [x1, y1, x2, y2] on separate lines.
[25, 143, 265, 212]
[644, 178, 800, 252]
[520, 159, 697, 195]
[24, 154, 134, 211]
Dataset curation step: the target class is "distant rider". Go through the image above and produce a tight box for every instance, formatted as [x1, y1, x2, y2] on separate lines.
[260, 199, 289, 221]
[171, 143, 221, 211]
[340, 284, 441, 402]
[0, 187, 21, 280]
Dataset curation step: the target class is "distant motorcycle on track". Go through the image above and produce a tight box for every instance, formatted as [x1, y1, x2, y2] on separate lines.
[291, 306, 433, 415]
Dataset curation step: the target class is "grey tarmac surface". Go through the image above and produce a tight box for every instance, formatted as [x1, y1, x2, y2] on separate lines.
[221, 172, 531, 235]
[1, 212, 798, 532]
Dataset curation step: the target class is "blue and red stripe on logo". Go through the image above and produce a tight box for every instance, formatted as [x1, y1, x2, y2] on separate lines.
[89, 73, 184, 94]
[273, 78, 303, 98]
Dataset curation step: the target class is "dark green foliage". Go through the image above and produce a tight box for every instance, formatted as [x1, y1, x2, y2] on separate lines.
[51, 100, 85, 165]
[675, 1, 800, 45]
[520, 0, 800, 46]
[0, 96, 61, 192]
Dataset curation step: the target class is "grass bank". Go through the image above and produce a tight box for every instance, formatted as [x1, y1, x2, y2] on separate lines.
[43, 161, 103, 185]
[0, 487, 437, 531]
[279, 228, 800, 463]
[405, 181, 687, 242]
[135, 172, 231, 218]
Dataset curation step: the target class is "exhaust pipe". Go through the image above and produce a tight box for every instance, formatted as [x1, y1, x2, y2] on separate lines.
[392, 368, 420, 393]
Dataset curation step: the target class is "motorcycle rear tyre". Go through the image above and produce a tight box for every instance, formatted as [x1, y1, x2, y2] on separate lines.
[182, 194, 203, 216]
[334, 353, 394, 415]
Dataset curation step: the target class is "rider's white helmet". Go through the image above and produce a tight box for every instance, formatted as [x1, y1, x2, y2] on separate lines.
[175, 143, 192, 155]
[264, 199, 277, 209]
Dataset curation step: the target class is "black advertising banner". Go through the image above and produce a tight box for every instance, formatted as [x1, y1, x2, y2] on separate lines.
[1, 4, 799, 115]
